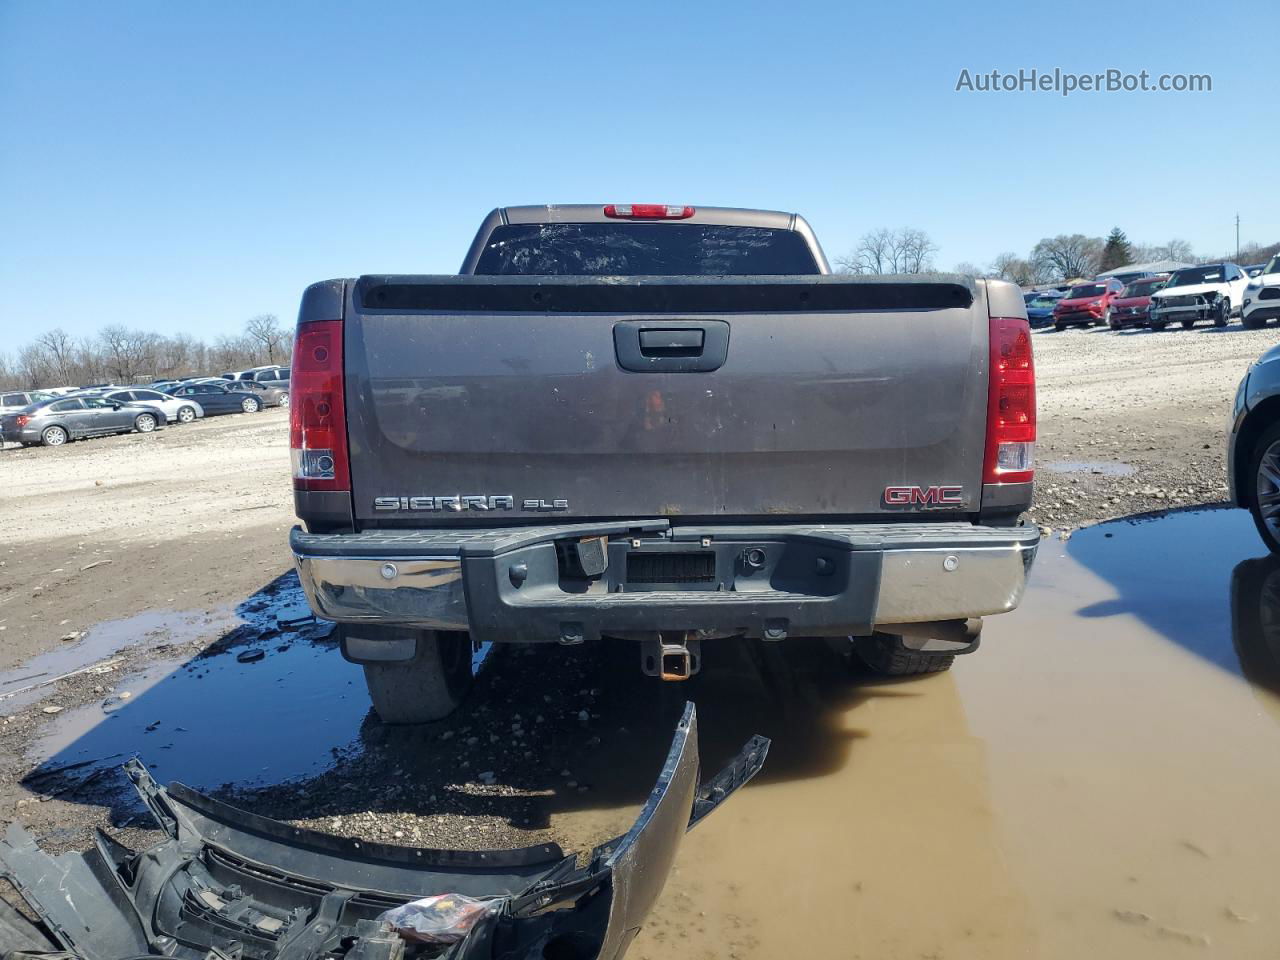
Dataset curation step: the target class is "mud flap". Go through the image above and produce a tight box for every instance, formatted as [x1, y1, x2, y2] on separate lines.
[0, 703, 767, 960]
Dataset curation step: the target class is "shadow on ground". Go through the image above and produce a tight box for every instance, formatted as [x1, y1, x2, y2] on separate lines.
[18, 569, 912, 833]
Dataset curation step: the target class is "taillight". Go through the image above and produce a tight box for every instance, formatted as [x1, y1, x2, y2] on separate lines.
[983, 316, 1036, 485]
[290, 320, 349, 491]
[603, 204, 694, 220]
[16, 415, 30, 428]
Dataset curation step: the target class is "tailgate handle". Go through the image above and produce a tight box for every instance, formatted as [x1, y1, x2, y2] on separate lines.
[639, 328, 704, 356]
[614, 320, 730, 373]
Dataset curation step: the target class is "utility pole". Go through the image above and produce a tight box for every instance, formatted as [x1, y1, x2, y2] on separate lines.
[1236, 213, 1241, 261]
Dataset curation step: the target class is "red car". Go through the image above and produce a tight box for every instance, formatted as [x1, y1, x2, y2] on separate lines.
[1051, 277, 1127, 330]
[1108, 274, 1169, 329]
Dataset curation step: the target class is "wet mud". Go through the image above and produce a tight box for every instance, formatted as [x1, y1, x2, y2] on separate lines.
[7, 508, 1280, 958]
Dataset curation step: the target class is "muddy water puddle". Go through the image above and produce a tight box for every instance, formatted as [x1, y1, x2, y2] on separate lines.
[627, 507, 1280, 959]
[13, 508, 1280, 958]
[16, 572, 367, 794]
[30, 640, 368, 790]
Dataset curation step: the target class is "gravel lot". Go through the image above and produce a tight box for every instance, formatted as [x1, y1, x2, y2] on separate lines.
[1, 324, 1277, 858]
[1028, 324, 1272, 531]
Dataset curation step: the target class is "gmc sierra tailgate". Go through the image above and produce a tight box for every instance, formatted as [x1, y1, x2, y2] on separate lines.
[343, 274, 990, 525]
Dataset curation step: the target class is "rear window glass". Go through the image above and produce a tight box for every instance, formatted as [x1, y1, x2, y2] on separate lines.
[1068, 283, 1107, 298]
[474, 223, 821, 276]
[3, 394, 26, 405]
[1123, 279, 1165, 297]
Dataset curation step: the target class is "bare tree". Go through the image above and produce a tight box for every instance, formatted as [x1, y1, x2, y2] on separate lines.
[837, 228, 937, 275]
[835, 228, 893, 274]
[16, 343, 51, 389]
[98, 326, 159, 383]
[1030, 234, 1103, 282]
[34, 328, 77, 385]
[245, 314, 285, 365]
[989, 253, 1035, 286]
[893, 228, 937, 274]
[1135, 239, 1195, 263]
[953, 261, 984, 277]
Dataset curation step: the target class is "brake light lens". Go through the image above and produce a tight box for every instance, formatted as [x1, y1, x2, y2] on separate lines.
[16, 415, 30, 428]
[983, 316, 1036, 485]
[290, 320, 349, 491]
[603, 204, 694, 220]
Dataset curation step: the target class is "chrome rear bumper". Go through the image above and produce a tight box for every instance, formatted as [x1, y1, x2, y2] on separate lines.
[291, 521, 1039, 644]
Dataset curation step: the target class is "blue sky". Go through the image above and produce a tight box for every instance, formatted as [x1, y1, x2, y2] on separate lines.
[1, 0, 1273, 342]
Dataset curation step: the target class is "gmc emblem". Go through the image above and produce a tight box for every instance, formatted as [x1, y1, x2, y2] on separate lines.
[883, 485, 965, 507]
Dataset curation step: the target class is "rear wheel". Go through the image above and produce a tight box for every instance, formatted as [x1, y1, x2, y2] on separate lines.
[278, 392, 290, 408]
[854, 633, 954, 676]
[362, 630, 474, 723]
[1244, 313, 1266, 330]
[133, 413, 157, 433]
[1053, 322, 1064, 332]
[41, 425, 68, 446]
[240, 396, 262, 413]
[1248, 423, 1280, 555]
[176, 405, 196, 423]
[1181, 317, 1196, 330]
[1151, 320, 1167, 331]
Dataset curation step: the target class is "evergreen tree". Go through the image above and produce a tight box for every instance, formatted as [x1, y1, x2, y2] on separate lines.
[1099, 227, 1134, 272]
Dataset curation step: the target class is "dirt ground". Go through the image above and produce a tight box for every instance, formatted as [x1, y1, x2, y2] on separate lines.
[2, 325, 1279, 958]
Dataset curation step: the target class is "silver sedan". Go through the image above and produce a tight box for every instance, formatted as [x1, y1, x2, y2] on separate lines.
[0, 395, 167, 447]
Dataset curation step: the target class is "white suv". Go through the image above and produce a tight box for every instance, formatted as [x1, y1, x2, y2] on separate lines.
[0, 390, 56, 415]
[1243, 256, 1280, 329]
[1149, 262, 1252, 329]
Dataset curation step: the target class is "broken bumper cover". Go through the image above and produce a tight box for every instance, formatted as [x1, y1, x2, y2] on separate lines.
[290, 521, 1039, 644]
[0, 703, 767, 960]
[1150, 297, 1219, 322]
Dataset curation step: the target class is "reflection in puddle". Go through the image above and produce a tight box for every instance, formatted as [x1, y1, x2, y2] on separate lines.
[31, 638, 367, 790]
[953, 507, 1280, 959]
[19, 572, 361, 796]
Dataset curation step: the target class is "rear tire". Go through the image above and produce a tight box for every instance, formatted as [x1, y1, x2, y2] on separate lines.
[176, 405, 196, 423]
[278, 392, 290, 408]
[1053, 322, 1064, 332]
[240, 396, 262, 413]
[854, 633, 954, 676]
[41, 425, 68, 446]
[1151, 320, 1167, 331]
[1247, 422, 1280, 555]
[133, 413, 157, 433]
[1181, 317, 1196, 330]
[362, 630, 474, 723]
[1244, 314, 1266, 330]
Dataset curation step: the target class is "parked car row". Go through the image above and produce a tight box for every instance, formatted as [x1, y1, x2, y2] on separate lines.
[0, 366, 290, 448]
[1024, 255, 1280, 332]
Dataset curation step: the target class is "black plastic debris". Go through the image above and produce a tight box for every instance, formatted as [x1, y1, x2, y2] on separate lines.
[0, 703, 767, 960]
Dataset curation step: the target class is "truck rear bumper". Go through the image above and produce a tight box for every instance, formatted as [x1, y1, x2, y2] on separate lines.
[291, 521, 1039, 644]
